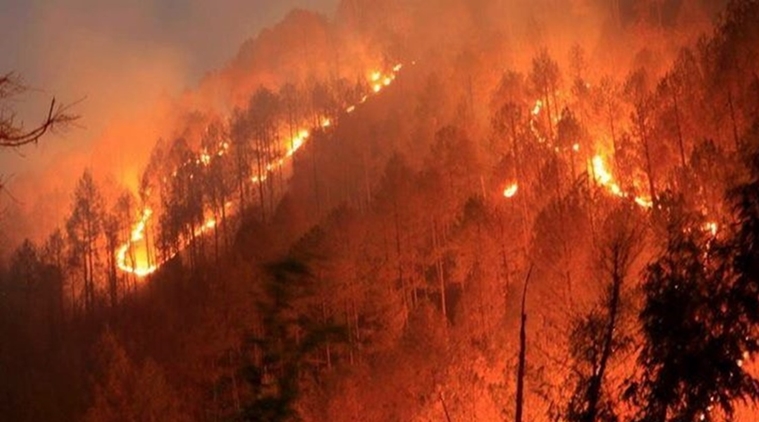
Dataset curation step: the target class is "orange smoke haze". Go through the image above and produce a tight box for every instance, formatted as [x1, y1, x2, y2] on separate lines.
[0, 0, 725, 256]
[0, 0, 341, 252]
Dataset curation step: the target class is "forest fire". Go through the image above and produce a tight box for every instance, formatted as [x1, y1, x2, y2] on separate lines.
[115, 64, 405, 277]
[6, 1, 759, 421]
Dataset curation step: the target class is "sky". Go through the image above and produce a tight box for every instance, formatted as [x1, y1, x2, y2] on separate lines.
[0, 0, 338, 179]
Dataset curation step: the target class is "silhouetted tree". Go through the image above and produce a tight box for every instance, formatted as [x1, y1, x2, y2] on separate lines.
[85, 329, 187, 422]
[240, 259, 346, 421]
[566, 205, 645, 422]
[201, 121, 234, 260]
[158, 138, 205, 268]
[630, 200, 759, 421]
[556, 108, 588, 181]
[247, 87, 282, 221]
[103, 213, 120, 308]
[530, 49, 561, 138]
[625, 68, 657, 203]
[66, 170, 104, 315]
[231, 109, 255, 212]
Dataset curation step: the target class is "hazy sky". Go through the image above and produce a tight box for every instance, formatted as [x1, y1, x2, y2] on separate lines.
[0, 0, 338, 176]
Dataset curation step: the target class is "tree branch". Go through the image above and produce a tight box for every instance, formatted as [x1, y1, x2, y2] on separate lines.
[0, 72, 80, 148]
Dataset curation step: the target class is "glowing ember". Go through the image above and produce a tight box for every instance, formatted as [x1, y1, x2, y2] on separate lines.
[193, 219, 217, 237]
[286, 129, 309, 157]
[705, 221, 719, 236]
[200, 151, 212, 166]
[634, 196, 654, 208]
[532, 100, 543, 116]
[503, 183, 519, 198]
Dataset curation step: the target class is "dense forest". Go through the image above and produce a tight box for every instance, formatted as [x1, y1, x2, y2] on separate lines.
[2, 0, 759, 420]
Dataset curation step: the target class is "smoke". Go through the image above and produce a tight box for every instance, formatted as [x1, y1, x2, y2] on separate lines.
[0, 0, 338, 251]
[0, 0, 723, 255]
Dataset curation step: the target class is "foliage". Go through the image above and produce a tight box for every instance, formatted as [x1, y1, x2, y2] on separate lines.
[630, 200, 759, 421]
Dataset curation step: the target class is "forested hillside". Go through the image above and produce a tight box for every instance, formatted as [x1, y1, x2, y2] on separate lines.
[3, 0, 759, 421]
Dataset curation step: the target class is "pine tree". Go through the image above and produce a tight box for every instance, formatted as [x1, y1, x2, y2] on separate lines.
[631, 198, 759, 421]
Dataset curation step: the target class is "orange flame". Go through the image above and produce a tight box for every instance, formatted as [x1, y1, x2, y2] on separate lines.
[591, 155, 653, 209]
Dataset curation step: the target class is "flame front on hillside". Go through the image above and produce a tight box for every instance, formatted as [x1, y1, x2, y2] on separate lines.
[116, 64, 405, 277]
[116, 209, 157, 277]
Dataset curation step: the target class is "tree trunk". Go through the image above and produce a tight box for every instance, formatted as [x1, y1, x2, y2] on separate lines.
[515, 265, 533, 422]
[256, 140, 267, 222]
[727, 89, 741, 151]
[586, 266, 622, 421]
[672, 88, 686, 168]
[440, 392, 453, 422]
[433, 219, 447, 320]
[312, 145, 321, 216]
[608, 102, 619, 169]
[393, 199, 408, 314]
[637, 112, 656, 203]
[237, 156, 247, 213]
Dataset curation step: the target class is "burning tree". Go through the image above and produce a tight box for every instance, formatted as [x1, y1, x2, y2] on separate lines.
[247, 87, 282, 221]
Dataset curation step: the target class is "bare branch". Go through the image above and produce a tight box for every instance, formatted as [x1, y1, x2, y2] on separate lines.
[0, 72, 80, 148]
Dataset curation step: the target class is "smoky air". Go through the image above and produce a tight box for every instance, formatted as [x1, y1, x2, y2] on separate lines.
[2, 1, 759, 421]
